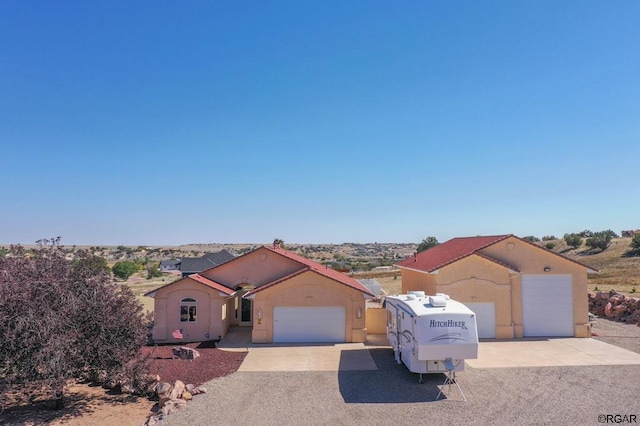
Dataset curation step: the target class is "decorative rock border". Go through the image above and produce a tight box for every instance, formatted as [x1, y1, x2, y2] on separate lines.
[589, 291, 640, 325]
[142, 380, 207, 425]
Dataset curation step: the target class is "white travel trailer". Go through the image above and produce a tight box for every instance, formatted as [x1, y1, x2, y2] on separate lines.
[386, 291, 479, 383]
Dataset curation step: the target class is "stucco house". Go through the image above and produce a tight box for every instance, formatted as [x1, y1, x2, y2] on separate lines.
[395, 234, 597, 339]
[146, 244, 374, 344]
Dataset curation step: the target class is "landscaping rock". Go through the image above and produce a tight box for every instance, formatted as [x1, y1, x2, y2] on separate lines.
[589, 290, 640, 325]
[169, 380, 186, 400]
[156, 382, 172, 399]
[192, 385, 207, 395]
[172, 346, 200, 360]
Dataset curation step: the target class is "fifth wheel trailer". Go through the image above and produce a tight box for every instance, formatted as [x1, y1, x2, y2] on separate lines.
[386, 292, 479, 382]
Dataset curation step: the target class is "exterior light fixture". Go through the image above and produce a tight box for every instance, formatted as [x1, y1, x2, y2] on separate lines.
[356, 307, 363, 319]
[544, 266, 551, 272]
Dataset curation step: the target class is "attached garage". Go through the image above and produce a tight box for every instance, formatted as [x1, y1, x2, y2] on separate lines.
[522, 274, 574, 337]
[273, 306, 346, 343]
[464, 302, 496, 338]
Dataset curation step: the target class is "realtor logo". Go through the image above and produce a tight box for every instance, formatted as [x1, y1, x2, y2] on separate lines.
[429, 319, 468, 330]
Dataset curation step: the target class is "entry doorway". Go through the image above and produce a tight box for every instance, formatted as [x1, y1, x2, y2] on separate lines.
[240, 296, 252, 325]
[235, 286, 254, 326]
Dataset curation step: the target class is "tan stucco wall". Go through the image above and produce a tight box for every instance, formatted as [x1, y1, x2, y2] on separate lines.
[151, 278, 229, 344]
[480, 237, 590, 337]
[365, 307, 387, 334]
[200, 248, 303, 289]
[400, 268, 437, 294]
[398, 236, 590, 339]
[250, 270, 368, 343]
[434, 255, 515, 339]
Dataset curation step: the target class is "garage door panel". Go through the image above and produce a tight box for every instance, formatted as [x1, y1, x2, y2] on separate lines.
[464, 302, 496, 338]
[274, 307, 346, 343]
[522, 275, 573, 337]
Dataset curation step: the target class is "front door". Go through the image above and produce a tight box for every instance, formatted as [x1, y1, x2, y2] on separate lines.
[240, 296, 252, 325]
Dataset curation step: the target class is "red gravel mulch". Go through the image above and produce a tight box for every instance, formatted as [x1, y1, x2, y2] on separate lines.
[143, 343, 247, 387]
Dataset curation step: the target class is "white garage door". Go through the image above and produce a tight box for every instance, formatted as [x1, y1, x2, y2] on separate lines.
[522, 274, 573, 337]
[273, 306, 346, 343]
[464, 302, 496, 338]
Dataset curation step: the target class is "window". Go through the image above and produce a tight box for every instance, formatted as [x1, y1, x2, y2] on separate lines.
[180, 298, 197, 322]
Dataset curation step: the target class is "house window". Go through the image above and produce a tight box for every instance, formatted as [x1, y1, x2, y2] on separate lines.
[180, 297, 197, 322]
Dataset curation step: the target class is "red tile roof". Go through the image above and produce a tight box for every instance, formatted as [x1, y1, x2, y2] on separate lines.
[395, 234, 598, 273]
[144, 273, 234, 297]
[187, 274, 235, 295]
[396, 235, 512, 272]
[246, 245, 375, 297]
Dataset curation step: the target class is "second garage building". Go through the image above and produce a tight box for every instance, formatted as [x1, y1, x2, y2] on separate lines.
[395, 234, 597, 339]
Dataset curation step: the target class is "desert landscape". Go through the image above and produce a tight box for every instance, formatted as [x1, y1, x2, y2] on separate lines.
[1, 235, 638, 425]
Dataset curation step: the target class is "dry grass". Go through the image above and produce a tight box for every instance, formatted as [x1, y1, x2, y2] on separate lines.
[121, 271, 181, 313]
[557, 237, 640, 296]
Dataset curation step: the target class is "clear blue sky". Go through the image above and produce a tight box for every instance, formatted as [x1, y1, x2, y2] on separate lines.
[1, 1, 638, 246]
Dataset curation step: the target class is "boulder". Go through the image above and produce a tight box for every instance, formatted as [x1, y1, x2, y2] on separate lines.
[182, 391, 193, 401]
[169, 380, 186, 400]
[192, 385, 207, 395]
[172, 346, 200, 360]
[604, 302, 613, 318]
[156, 382, 172, 399]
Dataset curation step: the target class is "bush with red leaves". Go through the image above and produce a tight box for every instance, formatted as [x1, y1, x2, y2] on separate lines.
[0, 239, 151, 408]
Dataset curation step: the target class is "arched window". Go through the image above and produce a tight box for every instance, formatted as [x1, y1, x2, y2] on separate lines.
[180, 298, 197, 322]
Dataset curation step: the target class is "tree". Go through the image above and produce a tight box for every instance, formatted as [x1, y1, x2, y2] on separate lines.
[564, 233, 583, 249]
[417, 236, 439, 253]
[112, 260, 138, 281]
[522, 236, 540, 242]
[631, 234, 640, 250]
[0, 239, 149, 408]
[146, 263, 163, 279]
[586, 231, 613, 251]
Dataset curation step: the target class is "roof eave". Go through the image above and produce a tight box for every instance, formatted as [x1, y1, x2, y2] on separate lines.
[394, 264, 439, 274]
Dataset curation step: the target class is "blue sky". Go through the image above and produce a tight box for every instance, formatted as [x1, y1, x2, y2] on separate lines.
[1, 1, 638, 245]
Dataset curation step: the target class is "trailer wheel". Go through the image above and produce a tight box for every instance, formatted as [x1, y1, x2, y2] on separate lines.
[418, 375, 423, 384]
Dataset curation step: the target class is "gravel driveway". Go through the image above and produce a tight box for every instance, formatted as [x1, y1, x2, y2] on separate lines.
[164, 319, 640, 426]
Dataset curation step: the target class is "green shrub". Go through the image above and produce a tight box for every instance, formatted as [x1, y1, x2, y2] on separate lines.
[564, 233, 583, 249]
[544, 242, 556, 250]
[541, 235, 557, 241]
[630, 234, 640, 250]
[112, 260, 138, 280]
[586, 231, 614, 251]
[146, 264, 163, 279]
[417, 236, 439, 253]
